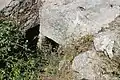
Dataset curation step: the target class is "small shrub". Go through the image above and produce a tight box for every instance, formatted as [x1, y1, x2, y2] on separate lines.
[0, 19, 43, 80]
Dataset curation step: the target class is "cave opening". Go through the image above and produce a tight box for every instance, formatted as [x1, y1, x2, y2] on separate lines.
[25, 24, 40, 50]
[25, 24, 59, 53]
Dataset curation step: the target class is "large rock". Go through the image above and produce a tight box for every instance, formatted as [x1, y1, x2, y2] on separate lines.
[0, 0, 41, 32]
[93, 15, 120, 58]
[40, 0, 120, 45]
[72, 50, 120, 80]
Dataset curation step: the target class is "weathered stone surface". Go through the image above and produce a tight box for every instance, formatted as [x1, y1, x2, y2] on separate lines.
[0, 0, 11, 11]
[93, 15, 120, 58]
[72, 51, 120, 80]
[94, 31, 116, 58]
[40, 0, 120, 45]
[71, 15, 120, 80]
[39, 1, 120, 79]
[0, 0, 41, 32]
[1, 0, 120, 79]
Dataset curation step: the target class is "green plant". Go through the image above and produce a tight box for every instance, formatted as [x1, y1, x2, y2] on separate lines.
[0, 19, 44, 80]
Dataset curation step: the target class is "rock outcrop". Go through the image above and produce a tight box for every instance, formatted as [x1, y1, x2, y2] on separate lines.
[0, 0, 41, 32]
[39, 0, 120, 80]
[39, 0, 120, 45]
[0, 0, 11, 11]
[1, 0, 120, 79]
[71, 14, 120, 80]
[72, 50, 120, 80]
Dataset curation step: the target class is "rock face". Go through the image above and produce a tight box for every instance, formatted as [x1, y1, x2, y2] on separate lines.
[1, 0, 120, 79]
[71, 14, 120, 79]
[0, 0, 41, 32]
[94, 31, 116, 58]
[40, 0, 120, 45]
[72, 51, 120, 80]
[39, 0, 120, 80]
[0, 0, 11, 11]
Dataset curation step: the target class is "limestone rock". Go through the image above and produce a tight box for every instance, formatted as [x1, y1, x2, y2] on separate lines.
[72, 51, 120, 80]
[94, 31, 116, 58]
[0, 0, 41, 32]
[0, 0, 11, 11]
[40, 0, 120, 45]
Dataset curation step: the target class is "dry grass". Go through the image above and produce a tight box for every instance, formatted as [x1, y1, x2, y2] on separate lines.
[54, 34, 94, 80]
[62, 34, 94, 62]
[40, 34, 120, 80]
[40, 34, 94, 80]
[97, 52, 120, 79]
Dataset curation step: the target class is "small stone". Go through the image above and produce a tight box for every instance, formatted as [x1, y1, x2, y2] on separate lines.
[94, 31, 116, 58]
[19, 9, 24, 13]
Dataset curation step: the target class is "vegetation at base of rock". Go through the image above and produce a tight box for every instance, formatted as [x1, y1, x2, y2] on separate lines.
[0, 19, 44, 80]
[63, 34, 94, 62]
[40, 34, 94, 80]
[0, 19, 75, 80]
[0, 18, 94, 80]
[96, 52, 120, 79]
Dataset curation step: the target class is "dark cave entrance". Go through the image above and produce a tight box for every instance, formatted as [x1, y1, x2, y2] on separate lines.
[25, 24, 59, 52]
[25, 24, 40, 50]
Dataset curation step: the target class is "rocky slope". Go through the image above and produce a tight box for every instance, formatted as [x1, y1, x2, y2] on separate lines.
[1, 0, 120, 80]
[0, 0, 41, 32]
[39, 0, 120, 45]
[39, 0, 120, 80]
